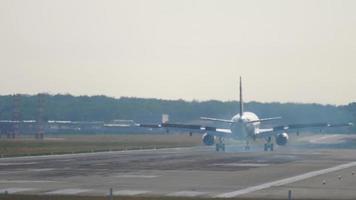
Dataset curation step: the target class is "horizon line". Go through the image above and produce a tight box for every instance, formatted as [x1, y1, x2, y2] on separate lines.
[0, 92, 352, 106]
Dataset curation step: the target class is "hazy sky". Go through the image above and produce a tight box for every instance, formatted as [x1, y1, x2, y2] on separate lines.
[1, 0, 356, 105]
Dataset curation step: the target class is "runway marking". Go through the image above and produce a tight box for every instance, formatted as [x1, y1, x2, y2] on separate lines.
[0, 188, 35, 194]
[45, 189, 91, 195]
[0, 147, 198, 161]
[27, 168, 55, 172]
[0, 162, 37, 166]
[113, 190, 150, 196]
[167, 191, 207, 197]
[44, 137, 65, 141]
[0, 171, 23, 175]
[57, 159, 75, 162]
[0, 180, 56, 183]
[216, 161, 356, 198]
[212, 163, 270, 167]
[115, 175, 159, 178]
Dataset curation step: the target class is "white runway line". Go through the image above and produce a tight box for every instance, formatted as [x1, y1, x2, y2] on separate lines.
[113, 190, 150, 196]
[216, 161, 356, 198]
[57, 159, 75, 162]
[167, 191, 207, 197]
[0, 180, 56, 183]
[212, 163, 270, 167]
[115, 175, 159, 178]
[27, 168, 55, 172]
[45, 189, 91, 195]
[0, 188, 35, 194]
[0, 147, 197, 161]
[0, 171, 23, 175]
[0, 162, 37, 166]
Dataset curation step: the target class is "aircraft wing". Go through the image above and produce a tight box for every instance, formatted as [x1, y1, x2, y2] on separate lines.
[256, 122, 353, 138]
[136, 122, 231, 137]
[271, 122, 353, 132]
[103, 123, 131, 127]
[0, 120, 37, 123]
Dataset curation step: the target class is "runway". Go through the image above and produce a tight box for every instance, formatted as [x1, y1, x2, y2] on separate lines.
[1, 137, 356, 199]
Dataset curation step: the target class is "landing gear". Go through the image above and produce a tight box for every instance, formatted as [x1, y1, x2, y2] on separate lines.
[216, 143, 225, 152]
[215, 137, 225, 152]
[264, 143, 274, 151]
[264, 137, 274, 151]
[244, 140, 250, 150]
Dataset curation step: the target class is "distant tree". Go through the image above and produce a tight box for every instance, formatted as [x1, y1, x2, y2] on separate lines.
[0, 94, 354, 133]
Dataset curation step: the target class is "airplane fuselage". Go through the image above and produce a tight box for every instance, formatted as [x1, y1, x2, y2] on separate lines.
[230, 112, 260, 139]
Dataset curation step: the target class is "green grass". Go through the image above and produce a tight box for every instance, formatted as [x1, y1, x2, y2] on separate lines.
[0, 134, 202, 157]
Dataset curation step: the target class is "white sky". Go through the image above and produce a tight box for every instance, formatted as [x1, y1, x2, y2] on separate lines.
[1, 0, 356, 105]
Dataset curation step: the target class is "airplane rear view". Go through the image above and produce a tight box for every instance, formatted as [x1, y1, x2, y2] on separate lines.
[135, 77, 353, 152]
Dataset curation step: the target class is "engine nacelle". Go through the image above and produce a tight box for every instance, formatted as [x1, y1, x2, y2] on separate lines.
[202, 133, 214, 146]
[275, 132, 289, 146]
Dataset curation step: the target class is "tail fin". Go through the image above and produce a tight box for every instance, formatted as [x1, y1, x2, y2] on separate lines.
[239, 76, 244, 116]
[162, 114, 169, 124]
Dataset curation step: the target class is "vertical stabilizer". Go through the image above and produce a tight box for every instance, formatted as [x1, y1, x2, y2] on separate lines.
[162, 114, 169, 124]
[239, 77, 244, 116]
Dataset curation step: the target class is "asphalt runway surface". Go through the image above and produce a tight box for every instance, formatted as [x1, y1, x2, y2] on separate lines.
[1, 135, 356, 199]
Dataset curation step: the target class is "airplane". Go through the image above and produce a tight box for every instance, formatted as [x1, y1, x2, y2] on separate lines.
[135, 77, 353, 152]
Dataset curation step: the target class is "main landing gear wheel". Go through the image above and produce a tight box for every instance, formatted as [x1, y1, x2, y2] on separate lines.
[244, 140, 250, 151]
[216, 143, 225, 152]
[215, 137, 225, 152]
[264, 137, 274, 151]
[264, 143, 274, 151]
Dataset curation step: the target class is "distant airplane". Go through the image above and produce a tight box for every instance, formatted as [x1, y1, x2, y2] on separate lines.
[136, 77, 353, 152]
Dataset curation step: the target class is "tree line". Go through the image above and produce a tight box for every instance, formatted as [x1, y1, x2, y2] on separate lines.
[0, 94, 354, 132]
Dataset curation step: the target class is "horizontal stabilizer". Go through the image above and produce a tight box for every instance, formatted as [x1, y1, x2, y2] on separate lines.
[248, 117, 281, 123]
[200, 117, 233, 123]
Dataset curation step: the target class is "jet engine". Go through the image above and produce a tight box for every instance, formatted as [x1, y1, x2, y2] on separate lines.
[276, 132, 289, 146]
[202, 133, 214, 146]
